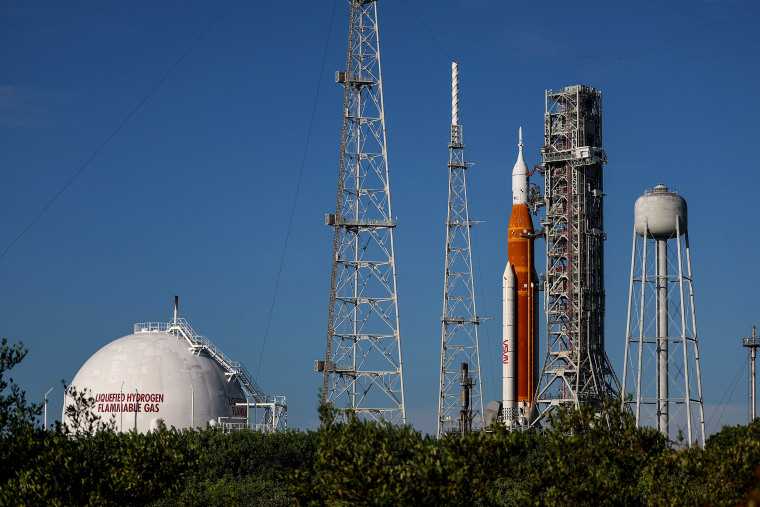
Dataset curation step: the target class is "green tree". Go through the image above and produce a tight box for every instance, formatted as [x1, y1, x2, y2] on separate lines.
[0, 338, 41, 434]
[164, 427, 318, 506]
[290, 399, 539, 506]
[512, 400, 668, 505]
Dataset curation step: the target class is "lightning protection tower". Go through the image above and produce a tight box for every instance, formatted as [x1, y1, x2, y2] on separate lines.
[438, 62, 483, 437]
[316, 0, 405, 424]
[622, 184, 705, 446]
[534, 85, 621, 424]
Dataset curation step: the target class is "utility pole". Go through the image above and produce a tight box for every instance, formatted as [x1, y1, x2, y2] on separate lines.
[316, 0, 405, 424]
[743, 326, 760, 421]
[44, 387, 54, 430]
[438, 62, 483, 437]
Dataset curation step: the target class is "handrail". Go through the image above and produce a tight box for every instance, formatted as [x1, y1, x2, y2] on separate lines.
[135, 320, 266, 402]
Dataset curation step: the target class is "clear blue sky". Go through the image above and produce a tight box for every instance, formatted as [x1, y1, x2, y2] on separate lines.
[2, 1, 759, 436]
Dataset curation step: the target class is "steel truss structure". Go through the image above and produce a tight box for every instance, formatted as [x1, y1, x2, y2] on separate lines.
[534, 85, 620, 424]
[316, 0, 405, 424]
[218, 395, 288, 433]
[438, 62, 483, 437]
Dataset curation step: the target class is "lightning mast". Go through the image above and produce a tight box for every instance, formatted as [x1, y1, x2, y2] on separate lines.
[438, 62, 484, 437]
[316, 0, 405, 424]
[534, 85, 620, 423]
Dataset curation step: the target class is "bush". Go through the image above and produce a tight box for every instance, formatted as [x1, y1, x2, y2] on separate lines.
[3, 338, 760, 505]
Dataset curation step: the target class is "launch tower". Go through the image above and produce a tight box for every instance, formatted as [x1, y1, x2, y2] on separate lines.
[534, 85, 620, 423]
[316, 0, 405, 424]
[438, 62, 483, 437]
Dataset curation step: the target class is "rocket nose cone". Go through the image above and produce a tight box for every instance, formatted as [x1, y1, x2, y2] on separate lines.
[503, 262, 516, 284]
[512, 128, 529, 206]
[512, 147, 528, 176]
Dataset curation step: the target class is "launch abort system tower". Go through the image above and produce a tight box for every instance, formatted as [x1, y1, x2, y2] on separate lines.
[316, 0, 406, 424]
[438, 62, 484, 437]
[534, 85, 620, 423]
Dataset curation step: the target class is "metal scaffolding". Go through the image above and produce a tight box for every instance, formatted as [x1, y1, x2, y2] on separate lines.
[438, 62, 483, 437]
[316, 0, 405, 424]
[534, 85, 620, 424]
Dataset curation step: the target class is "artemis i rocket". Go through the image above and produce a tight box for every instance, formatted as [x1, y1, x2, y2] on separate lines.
[502, 128, 539, 427]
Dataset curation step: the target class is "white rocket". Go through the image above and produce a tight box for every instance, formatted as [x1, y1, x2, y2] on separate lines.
[502, 262, 517, 420]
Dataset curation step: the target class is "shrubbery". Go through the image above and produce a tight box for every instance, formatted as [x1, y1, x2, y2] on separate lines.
[291, 399, 760, 506]
[1, 338, 759, 506]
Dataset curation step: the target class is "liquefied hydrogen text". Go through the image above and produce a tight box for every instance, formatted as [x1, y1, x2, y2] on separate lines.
[94, 392, 164, 413]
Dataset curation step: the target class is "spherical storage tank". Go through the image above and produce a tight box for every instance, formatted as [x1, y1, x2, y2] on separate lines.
[634, 183, 687, 238]
[63, 322, 247, 433]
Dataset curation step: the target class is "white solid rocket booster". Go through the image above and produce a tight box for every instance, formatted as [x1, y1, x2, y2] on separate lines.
[503, 262, 517, 417]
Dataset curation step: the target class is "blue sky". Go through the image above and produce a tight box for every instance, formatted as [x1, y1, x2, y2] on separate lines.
[2, 0, 759, 436]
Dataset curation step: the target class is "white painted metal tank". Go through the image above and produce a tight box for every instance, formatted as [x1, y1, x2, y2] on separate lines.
[634, 184, 687, 238]
[63, 324, 247, 433]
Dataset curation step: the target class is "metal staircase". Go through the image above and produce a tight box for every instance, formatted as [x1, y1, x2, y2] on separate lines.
[171, 318, 266, 403]
[134, 320, 266, 403]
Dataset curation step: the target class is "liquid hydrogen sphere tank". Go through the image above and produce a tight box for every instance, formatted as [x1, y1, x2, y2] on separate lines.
[634, 183, 687, 238]
[63, 324, 247, 433]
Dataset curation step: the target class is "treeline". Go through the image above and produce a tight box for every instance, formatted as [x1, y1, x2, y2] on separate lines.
[293, 402, 760, 505]
[2, 338, 760, 505]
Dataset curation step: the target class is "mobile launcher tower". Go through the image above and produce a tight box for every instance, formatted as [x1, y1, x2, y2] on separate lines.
[532, 85, 621, 424]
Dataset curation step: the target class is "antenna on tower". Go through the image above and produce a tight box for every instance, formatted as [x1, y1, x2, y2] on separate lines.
[316, 0, 405, 424]
[438, 62, 484, 437]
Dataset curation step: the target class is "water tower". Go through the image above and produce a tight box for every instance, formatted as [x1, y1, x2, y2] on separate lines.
[622, 184, 705, 446]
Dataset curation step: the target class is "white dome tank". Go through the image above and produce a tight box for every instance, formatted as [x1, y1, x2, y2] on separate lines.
[64, 323, 247, 433]
[634, 184, 687, 238]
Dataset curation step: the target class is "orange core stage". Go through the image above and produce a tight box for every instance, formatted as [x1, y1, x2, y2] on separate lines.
[507, 203, 538, 405]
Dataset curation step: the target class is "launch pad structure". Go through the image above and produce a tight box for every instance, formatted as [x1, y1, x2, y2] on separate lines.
[533, 85, 621, 424]
[316, 0, 406, 425]
[438, 62, 484, 437]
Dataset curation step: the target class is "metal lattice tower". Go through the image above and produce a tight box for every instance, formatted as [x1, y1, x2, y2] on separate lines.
[534, 85, 620, 424]
[438, 62, 483, 437]
[622, 184, 705, 446]
[744, 326, 760, 422]
[316, 0, 405, 424]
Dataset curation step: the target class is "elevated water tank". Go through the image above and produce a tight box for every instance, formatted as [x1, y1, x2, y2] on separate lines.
[634, 184, 687, 238]
[63, 323, 247, 433]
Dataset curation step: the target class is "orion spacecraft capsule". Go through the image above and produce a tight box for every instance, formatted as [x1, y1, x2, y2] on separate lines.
[502, 128, 539, 426]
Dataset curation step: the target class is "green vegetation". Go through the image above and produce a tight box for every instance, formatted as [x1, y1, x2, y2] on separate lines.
[1, 338, 759, 505]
